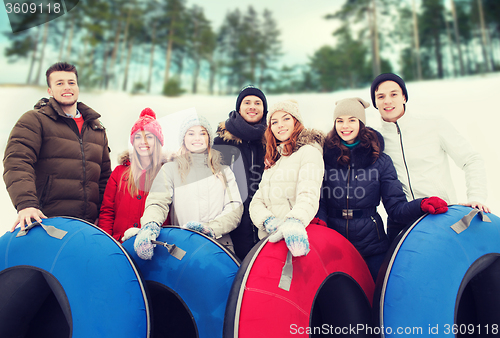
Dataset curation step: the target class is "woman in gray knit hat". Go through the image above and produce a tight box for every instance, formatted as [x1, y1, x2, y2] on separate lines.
[316, 97, 448, 281]
[133, 113, 243, 260]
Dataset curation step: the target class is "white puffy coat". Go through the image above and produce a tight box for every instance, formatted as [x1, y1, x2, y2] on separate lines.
[249, 129, 325, 239]
[141, 153, 243, 250]
[380, 112, 487, 204]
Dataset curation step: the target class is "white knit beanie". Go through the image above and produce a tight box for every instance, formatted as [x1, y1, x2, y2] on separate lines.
[178, 114, 214, 146]
[267, 99, 303, 125]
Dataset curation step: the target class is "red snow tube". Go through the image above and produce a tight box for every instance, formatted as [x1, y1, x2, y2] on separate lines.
[224, 223, 375, 337]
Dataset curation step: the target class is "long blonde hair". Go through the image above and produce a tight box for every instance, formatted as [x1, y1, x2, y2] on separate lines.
[120, 133, 164, 196]
[177, 128, 222, 182]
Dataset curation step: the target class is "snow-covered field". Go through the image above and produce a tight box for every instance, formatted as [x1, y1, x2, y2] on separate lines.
[1, 73, 499, 235]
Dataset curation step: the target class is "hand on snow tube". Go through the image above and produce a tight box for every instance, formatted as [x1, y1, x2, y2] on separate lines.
[134, 221, 161, 260]
[268, 218, 310, 257]
[421, 197, 448, 214]
[182, 221, 216, 239]
[310, 217, 327, 227]
[122, 227, 141, 242]
[263, 216, 283, 234]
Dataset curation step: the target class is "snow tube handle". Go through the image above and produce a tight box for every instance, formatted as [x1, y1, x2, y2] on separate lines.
[151, 240, 186, 260]
[450, 208, 491, 234]
[16, 221, 68, 239]
[278, 251, 293, 291]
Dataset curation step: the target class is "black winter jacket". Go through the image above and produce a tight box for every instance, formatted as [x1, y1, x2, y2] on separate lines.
[317, 129, 423, 257]
[213, 121, 266, 260]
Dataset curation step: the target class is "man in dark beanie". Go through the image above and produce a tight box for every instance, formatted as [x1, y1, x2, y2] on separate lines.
[213, 85, 267, 260]
[370, 73, 489, 241]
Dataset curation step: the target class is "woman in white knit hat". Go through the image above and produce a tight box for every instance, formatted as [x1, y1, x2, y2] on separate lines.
[133, 114, 243, 260]
[249, 99, 325, 257]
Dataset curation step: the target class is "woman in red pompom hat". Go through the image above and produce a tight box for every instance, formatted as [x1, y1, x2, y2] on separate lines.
[99, 108, 170, 242]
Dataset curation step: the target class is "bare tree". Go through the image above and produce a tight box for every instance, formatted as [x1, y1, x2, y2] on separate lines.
[450, 0, 465, 75]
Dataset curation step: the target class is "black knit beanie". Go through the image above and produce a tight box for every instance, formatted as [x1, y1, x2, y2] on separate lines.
[370, 73, 408, 109]
[235, 85, 268, 117]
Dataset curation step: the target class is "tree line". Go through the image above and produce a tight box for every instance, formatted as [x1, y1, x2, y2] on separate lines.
[3, 0, 500, 95]
[308, 0, 500, 92]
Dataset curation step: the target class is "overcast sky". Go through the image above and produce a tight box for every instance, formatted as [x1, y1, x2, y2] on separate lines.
[187, 0, 344, 65]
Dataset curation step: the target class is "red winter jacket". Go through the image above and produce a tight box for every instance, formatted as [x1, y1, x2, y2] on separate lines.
[99, 155, 170, 242]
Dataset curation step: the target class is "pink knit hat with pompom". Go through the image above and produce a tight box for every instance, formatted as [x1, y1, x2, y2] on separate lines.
[130, 108, 164, 146]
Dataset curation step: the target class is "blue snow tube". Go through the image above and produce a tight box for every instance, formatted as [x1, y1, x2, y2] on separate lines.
[376, 205, 500, 337]
[122, 226, 240, 338]
[0, 217, 149, 338]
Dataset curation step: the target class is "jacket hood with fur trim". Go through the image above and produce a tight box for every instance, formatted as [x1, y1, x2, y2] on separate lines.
[117, 150, 174, 166]
[292, 128, 325, 154]
[216, 121, 243, 144]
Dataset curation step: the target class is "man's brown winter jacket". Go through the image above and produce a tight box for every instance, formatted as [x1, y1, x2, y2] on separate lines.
[3, 97, 111, 223]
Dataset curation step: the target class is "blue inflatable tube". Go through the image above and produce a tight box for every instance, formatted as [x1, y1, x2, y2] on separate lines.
[0, 217, 150, 338]
[122, 226, 240, 338]
[376, 205, 500, 337]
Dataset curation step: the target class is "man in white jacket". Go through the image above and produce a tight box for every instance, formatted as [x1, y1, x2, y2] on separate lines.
[370, 73, 489, 238]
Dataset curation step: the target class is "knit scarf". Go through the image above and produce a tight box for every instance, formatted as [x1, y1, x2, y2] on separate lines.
[341, 139, 360, 149]
[224, 110, 266, 142]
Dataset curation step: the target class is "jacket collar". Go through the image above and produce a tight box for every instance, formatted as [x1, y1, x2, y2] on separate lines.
[216, 121, 243, 144]
[35, 97, 104, 130]
[380, 110, 412, 132]
[292, 128, 325, 154]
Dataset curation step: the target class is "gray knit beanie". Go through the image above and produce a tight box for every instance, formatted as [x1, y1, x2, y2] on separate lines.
[334, 97, 370, 125]
[178, 114, 214, 146]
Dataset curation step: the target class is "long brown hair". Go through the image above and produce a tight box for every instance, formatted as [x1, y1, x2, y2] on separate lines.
[324, 120, 380, 166]
[264, 117, 305, 169]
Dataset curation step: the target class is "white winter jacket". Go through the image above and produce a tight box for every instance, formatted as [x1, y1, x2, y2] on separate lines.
[141, 153, 243, 251]
[249, 129, 325, 239]
[380, 112, 487, 204]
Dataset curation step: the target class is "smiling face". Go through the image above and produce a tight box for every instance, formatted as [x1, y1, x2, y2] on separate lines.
[133, 131, 155, 159]
[184, 125, 209, 153]
[239, 95, 264, 124]
[270, 111, 295, 142]
[375, 81, 406, 122]
[335, 116, 360, 144]
[47, 71, 79, 108]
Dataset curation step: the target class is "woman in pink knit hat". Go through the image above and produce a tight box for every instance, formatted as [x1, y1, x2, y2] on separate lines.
[99, 108, 170, 242]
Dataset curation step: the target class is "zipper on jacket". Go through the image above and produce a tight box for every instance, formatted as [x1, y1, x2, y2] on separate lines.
[63, 115, 90, 218]
[79, 137, 88, 218]
[249, 141, 259, 244]
[371, 216, 381, 240]
[345, 165, 351, 240]
[396, 122, 415, 200]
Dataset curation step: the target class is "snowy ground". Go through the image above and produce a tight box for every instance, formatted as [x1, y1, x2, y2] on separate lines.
[1, 73, 499, 235]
